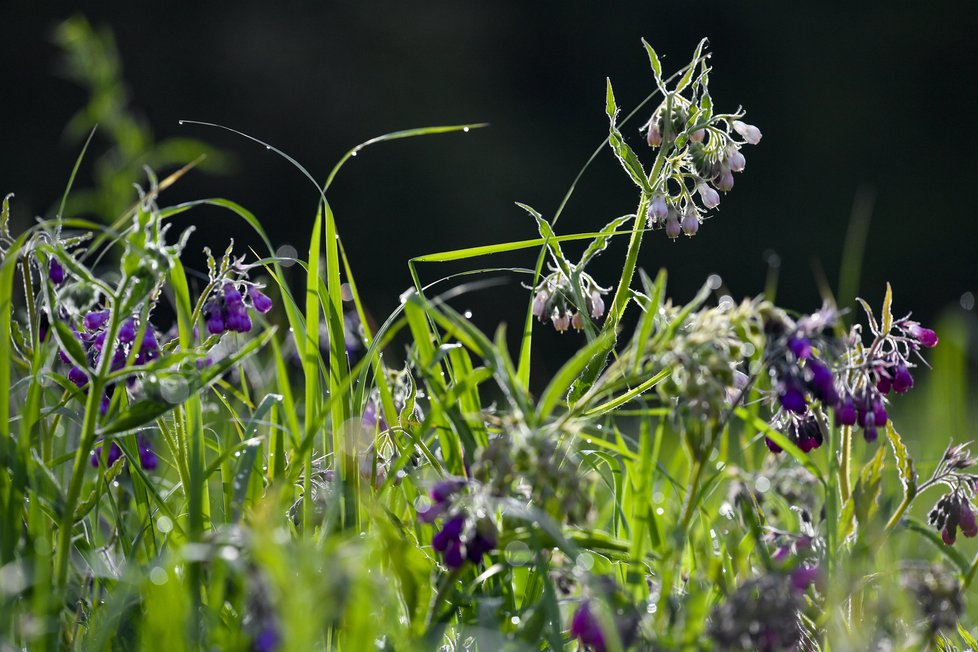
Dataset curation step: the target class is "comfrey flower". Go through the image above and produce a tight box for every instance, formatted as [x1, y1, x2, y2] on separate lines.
[640, 88, 760, 239]
[49, 259, 65, 285]
[529, 267, 609, 334]
[418, 478, 497, 569]
[761, 304, 841, 451]
[90, 436, 158, 470]
[832, 297, 938, 443]
[204, 281, 272, 336]
[707, 572, 810, 652]
[569, 585, 641, 652]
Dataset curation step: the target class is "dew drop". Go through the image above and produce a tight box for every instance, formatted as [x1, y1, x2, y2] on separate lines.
[463, 127, 470, 133]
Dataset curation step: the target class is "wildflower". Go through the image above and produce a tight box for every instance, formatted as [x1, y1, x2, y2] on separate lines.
[665, 214, 682, 240]
[49, 259, 65, 284]
[732, 120, 763, 144]
[646, 121, 662, 147]
[205, 301, 226, 334]
[787, 337, 811, 360]
[647, 195, 669, 224]
[779, 384, 807, 415]
[892, 365, 914, 393]
[690, 128, 706, 143]
[571, 312, 585, 330]
[531, 289, 549, 319]
[138, 436, 158, 471]
[552, 310, 570, 333]
[589, 291, 605, 320]
[904, 321, 939, 348]
[696, 183, 720, 210]
[570, 601, 606, 652]
[83, 310, 110, 331]
[929, 492, 978, 545]
[249, 286, 273, 313]
[726, 146, 746, 172]
[714, 168, 735, 192]
[68, 366, 88, 387]
[835, 395, 857, 426]
[118, 318, 137, 344]
[91, 441, 123, 468]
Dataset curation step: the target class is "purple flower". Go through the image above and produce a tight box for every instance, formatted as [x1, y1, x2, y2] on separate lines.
[138, 437, 158, 471]
[254, 626, 280, 652]
[714, 168, 735, 192]
[589, 292, 605, 320]
[764, 437, 783, 454]
[68, 366, 88, 387]
[430, 480, 462, 505]
[49, 259, 65, 285]
[779, 385, 807, 415]
[835, 396, 857, 426]
[876, 373, 892, 395]
[942, 525, 956, 546]
[665, 215, 682, 240]
[118, 318, 137, 344]
[789, 566, 820, 592]
[681, 210, 700, 237]
[726, 146, 746, 172]
[908, 323, 938, 348]
[892, 365, 914, 393]
[531, 290, 549, 319]
[863, 425, 878, 443]
[83, 310, 110, 331]
[225, 308, 253, 333]
[206, 303, 226, 335]
[871, 399, 888, 429]
[570, 601, 606, 652]
[646, 121, 662, 147]
[552, 310, 570, 333]
[648, 195, 669, 222]
[787, 337, 811, 360]
[806, 360, 838, 406]
[960, 502, 978, 538]
[442, 540, 465, 569]
[432, 515, 465, 553]
[224, 283, 244, 308]
[249, 287, 273, 314]
[91, 441, 122, 467]
[571, 312, 585, 331]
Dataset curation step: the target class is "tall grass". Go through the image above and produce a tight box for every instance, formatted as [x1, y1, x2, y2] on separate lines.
[1, 35, 976, 652]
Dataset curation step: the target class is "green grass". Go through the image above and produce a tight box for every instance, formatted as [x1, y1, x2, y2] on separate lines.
[1, 36, 977, 652]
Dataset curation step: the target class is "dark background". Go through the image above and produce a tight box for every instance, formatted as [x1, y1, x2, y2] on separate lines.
[3, 1, 977, 375]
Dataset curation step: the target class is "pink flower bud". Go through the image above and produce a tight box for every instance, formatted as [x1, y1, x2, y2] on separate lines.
[961, 502, 978, 538]
[690, 128, 705, 143]
[732, 120, 762, 145]
[589, 291, 605, 319]
[552, 310, 570, 333]
[726, 146, 746, 172]
[646, 121, 662, 147]
[665, 215, 682, 240]
[696, 183, 720, 209]
[681, 210, 699, 237]
[571, 312, 585, 330]
[532, 290, 549, 320]
[908, 323, 939, 348]
[714, 169, 735, 192]
[648, 195, 669, 223]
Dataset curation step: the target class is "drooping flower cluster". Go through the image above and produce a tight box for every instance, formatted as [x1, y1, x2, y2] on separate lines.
[923, 443, 978, 546]
[832, 306, 938, 443]
[418, 479, 496, 569]
[642, 89, 761, 240]
[530, 267, 607, 333]
[204, 282, 272, 335]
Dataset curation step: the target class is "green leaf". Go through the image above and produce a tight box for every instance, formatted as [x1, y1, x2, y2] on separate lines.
[641, 38, 662, 79]
[605, 78, 618, 120]
[579, 214, 633, 267]
[608, 130, 652, 194]
[881, 281, 894, 334]
[852, 442, 885, 526]
[886, 422, 917, 499]
[676, 38, 709, 92]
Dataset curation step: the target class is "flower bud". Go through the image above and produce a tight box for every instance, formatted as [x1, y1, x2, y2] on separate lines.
[646, 120, 662, 147]
[696, 183, 720, 210]
[138, 436, 158, 471]
[732, 120, 763, 145]
[552, 310, 570, 333]
[961, 502, 978, 538]
[532, 290, 549, 320]
[892, 365, 914, 393]
[765, 437, 783, 454]
[570, 601, 606, 652]
[876, 373, 892, 395]
[779, 384, 807, 415]
[49, 259, 65, 285]
[726, 146, 746, 172]
[787, 337, 811, 360]
[942, 525, 957, 546]
[690, 128, 706, 143]
[571, 312, 585, 330]
[589, 291, 605, 320]
[249, 287, 273, 313]
[118, 318, 137, 344]
[681, 210, 700, 237]
[68, 366, 88, 387]
[835, 395, 857, 426]
[665, 215, 682, 240]
[648, 195, 669, 223]
[223, 283, 244, 308]
[714, 168, 735, 192]
[908, 323, 939, 348]
[83, 310, 110, 331]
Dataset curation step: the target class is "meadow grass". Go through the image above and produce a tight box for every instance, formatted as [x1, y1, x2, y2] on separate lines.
[1, 36, 977, 652]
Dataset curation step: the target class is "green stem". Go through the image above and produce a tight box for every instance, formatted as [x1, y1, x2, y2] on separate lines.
[839, 425, 852, 503]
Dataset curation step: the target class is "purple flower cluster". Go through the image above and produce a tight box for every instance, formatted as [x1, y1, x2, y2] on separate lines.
[930, 492, 978, 546]
[418, 480, 496, 569]
[58, 311, 161, 415]
[833, 314, 938, 443]
[49, 258, 65, 285]
[90, 435, 158, 470]
[204, 283, 272, 335]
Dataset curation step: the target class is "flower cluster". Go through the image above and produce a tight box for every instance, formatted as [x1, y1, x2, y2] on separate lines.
[472, 429, 592, 524]
[418, 480, 496, 569]
[833, 308, 938, 443]
[707, 571, 814, 652]
[204, 282, 272, 335]
[530, 267, 607, 333]
[929, 492, 977, 545]
[642, 89, 761, 240]
[568, 582, 641, 652]
[58, 310, 162, 414]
